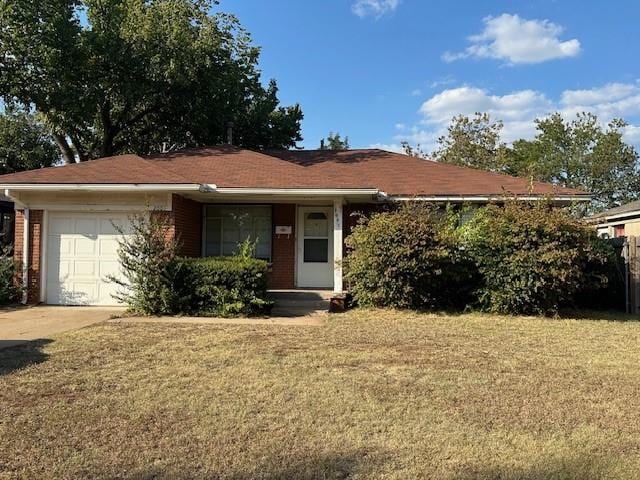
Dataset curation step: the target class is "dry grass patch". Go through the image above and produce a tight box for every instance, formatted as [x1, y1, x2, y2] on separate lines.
[1, 310, 640, 479]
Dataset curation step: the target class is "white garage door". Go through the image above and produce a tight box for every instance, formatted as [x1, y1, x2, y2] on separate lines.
[46, 212, 133, 305]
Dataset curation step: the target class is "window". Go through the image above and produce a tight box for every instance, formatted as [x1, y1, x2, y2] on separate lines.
[204, 205, 272, 260]
[614, 224, 626, 238]
[303, 211, 329, 263]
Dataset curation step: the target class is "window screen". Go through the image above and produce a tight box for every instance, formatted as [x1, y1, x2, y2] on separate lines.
[204, 205, 272, 260]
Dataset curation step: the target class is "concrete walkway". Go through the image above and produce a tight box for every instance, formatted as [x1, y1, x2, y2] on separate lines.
[0, 301, 330, 351]
[0, 306, 123, 350]
[108, 313, 326, 327]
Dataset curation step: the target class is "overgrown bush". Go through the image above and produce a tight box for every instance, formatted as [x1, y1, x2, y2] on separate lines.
[175, 256, 272, 317]
[461, 201, 613, 315]
[344, 203, 476, 309]
[111, 215, 271, 316]
[109, 214, 179, 315]
[0, 247, 20, 305]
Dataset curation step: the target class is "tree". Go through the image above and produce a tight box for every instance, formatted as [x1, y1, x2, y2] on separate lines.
[434, 111, 640, 213]
[320, 132, 349, 150]
[0, 107, 59, 174]
[510, 113, 640, 211]
[433, 113, 510, 171]
[0, 0, 303, 163]
[401, 141, 428, 158]
[108, 213, 180, 315]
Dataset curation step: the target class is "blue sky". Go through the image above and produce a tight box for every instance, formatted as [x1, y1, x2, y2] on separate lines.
[221, 0, 640, 152]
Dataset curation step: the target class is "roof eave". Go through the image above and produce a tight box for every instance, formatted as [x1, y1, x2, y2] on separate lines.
[0, 183, 207, 192]
[384, 194, 591, 203]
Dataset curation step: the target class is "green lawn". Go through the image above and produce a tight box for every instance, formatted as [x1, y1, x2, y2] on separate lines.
[1, 310, 640, 479]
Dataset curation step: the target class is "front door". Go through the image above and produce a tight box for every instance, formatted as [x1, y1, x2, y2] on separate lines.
[297, 206, 333, 288]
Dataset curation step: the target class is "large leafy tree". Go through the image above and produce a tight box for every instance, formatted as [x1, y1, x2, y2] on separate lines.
[0, 107, 59, 174]
[510, 113, 640, 211]
[432, 112, 640, 213]
[433, 113, 510, 172]
[0, 0, 303, 163]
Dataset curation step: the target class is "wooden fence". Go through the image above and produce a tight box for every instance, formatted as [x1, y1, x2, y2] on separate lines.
[618, 236, 640, 314]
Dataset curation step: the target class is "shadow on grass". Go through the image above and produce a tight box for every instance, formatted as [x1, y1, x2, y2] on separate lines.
[0, 339, 52, 376]
[108, 449, 387, 480]
[452, 453, 613, 480]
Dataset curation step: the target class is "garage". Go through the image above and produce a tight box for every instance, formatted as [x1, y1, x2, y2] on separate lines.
[45, 212, 133, 305]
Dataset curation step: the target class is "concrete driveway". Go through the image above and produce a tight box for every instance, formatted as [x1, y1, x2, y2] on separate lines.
[0, 306, 124, 350]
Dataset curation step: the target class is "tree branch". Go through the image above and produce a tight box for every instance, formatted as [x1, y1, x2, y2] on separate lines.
[52, 133, 75, 164]
[68, 133, 88, 162]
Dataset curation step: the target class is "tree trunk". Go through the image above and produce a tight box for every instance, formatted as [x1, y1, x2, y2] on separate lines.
[52, 133, 76, 164]
[100, 101, 115, 158]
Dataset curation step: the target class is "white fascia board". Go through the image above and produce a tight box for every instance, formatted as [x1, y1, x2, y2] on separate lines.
[598, 210, 640, 222]
[387, 195, 591, 202]
[213, 188, 379, 196]
[0, 183, 206, 192]
[595, 216, 640, 228]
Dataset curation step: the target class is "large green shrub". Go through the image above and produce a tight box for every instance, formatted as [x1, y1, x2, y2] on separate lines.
[109, 214, 179, 315]
[176, 257, 272, 317]
[111, 216, 270, 316]
[0, 247, 20, 305]
[462, 201, 612, 315]
[344, 203, 476, 309]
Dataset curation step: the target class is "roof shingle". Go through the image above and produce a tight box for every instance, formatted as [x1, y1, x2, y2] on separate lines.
[0, 145, 586, 197]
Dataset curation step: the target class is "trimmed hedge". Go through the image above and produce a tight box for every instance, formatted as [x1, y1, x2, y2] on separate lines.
[175, 257, 272, 317]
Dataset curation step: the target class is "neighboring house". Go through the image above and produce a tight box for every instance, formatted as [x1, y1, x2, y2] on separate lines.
[589, 200, 640, 238]
[0, 146, 587, 306]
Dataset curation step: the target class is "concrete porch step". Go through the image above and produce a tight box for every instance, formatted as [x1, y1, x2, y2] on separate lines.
[268, 290, 332, 317]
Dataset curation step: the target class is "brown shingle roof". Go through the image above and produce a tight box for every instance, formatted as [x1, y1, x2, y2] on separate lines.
[0, 145, 586, 197]
[589, 200, 640, 222]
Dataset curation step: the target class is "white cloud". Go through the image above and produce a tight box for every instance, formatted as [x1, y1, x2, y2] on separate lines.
[369, 142, 405, 153]
[561, 83, 639, 106]
[429, 75, 456, 89]
[419, 86, 552, 137]
[393, 82, 640, 153]
[394, 123, 407, 130]
[623, 125, 640, 145]
[560, 82, 640, 119]
[352, 0, 400, 19]
[410, 88, 422, 97]
[443, 14, 581, 65]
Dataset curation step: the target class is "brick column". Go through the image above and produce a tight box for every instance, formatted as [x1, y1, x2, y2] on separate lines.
[14, 209, 43, 304]
[270, 204, 296, 289]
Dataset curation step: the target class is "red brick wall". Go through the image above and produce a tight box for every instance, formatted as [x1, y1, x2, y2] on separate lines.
[150, 210, 175, 245]
[173, 194, 202, 257]
[269, 204, 296, 289]
[150, 195, 202, 257]
[14, 209, 43, 304]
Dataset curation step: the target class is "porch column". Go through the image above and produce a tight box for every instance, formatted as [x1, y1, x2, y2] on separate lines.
[333, 198, 343, 293]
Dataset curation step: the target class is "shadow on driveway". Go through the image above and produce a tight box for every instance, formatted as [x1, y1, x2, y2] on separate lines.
[0, 339, 52, 376]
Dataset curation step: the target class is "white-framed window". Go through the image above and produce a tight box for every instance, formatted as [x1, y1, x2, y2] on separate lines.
[204, 205, 272, 260]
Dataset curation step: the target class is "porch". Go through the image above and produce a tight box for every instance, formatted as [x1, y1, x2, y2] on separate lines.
[171, 194, 376, 294]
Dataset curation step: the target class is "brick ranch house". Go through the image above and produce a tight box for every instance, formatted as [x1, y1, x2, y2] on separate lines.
[0, 146, 588, 306]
